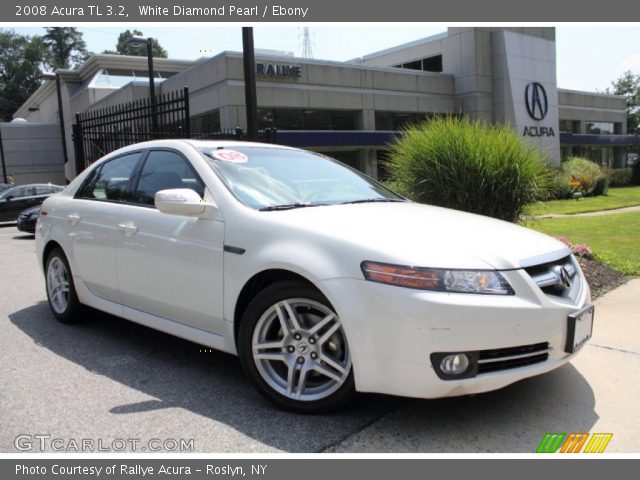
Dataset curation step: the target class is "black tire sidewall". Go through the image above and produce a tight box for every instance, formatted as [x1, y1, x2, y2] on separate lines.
[238, 281, 355, 413]
[45, 248, 83, 323]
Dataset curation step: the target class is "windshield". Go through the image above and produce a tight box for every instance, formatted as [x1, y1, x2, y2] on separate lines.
[200, 146, 403, 211]
[0, 187, 14, 199]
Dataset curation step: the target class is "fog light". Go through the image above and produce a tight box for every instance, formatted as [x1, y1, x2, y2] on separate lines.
[440, 354, 470, 375]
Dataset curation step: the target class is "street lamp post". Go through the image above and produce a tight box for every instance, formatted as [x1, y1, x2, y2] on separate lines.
[127, 35, 158, 136]
[242, 27, 258, 141]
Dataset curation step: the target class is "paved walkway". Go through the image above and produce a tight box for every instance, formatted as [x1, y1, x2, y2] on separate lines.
[328, 278, 640, 452]
[537, 205, 640, 219]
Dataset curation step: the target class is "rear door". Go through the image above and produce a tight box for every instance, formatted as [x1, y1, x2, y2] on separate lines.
[66, 151, 143, 302]
[116, 149, 225, 334]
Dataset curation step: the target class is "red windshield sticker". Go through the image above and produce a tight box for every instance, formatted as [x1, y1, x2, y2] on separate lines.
[211, 150, 248, 163]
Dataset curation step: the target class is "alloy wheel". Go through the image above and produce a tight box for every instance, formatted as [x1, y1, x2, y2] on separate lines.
[251, 298, 351, 402]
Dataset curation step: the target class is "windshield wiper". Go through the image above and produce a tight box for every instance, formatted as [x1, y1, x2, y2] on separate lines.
[340, 198, 405, 205]
[259, 202, 326, 211]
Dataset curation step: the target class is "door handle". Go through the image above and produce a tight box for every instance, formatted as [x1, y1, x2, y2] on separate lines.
[117, 222, 138, 235]
[67, 213, 81, 225]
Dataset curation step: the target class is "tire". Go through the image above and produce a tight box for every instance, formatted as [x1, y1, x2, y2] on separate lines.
[45, 247, 85, 324]
[238, 281, 355, 413]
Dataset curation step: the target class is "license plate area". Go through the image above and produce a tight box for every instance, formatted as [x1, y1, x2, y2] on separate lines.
[565, 304, 594, 353]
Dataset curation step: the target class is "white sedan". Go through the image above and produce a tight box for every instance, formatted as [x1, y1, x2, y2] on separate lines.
[36, 140, 593, 412]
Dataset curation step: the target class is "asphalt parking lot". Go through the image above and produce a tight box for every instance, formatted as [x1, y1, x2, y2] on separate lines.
[1, 224, 638, 453]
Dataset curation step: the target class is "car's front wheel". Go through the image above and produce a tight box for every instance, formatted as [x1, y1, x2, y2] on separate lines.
[45, 248, 84, 323]
[238, 281, 355, 413]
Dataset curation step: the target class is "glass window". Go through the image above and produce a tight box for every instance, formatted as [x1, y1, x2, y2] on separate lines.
[4, 187, 27, 199]
[559, 120, 581, 133]
[190, 110, 221, 134]
[304, 110, 332, 130]
[328, 151, 360, 170]
[401, 60, 422, 70]
[200, 146, 403, 211]
[422, 55, 442, 72]
[257, 109, 359, 130]
[585, 122, 614, 135]
[257, 109, 275, 129]
[274, 109, 304, 130]
[375, 111, 431, 130]
[331, 110, 359, 130]
[77, 152, 141, 201]
[134, 150, 205, 206]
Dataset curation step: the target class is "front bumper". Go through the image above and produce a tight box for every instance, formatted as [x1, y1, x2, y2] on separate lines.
[320, 265, 591, 399]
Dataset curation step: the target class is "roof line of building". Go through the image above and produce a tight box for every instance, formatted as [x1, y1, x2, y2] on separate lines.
[220, 50, 451, 77]
[558, 87, 623, 100]
[347, 31, 448, 63]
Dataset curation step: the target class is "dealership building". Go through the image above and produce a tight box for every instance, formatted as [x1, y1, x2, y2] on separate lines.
[12, 27, 638, 182]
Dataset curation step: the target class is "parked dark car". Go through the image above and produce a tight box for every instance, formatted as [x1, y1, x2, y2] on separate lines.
[0, 184, 63, 222]
[17, 205, 40, 234]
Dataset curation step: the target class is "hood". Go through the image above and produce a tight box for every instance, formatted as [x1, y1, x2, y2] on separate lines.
[264, 202, 569, 270]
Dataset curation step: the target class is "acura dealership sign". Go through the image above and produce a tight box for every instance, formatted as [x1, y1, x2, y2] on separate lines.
[256, 63, 302, 79]
[523, 82, 555, 137]
[525, 82, 548, 120]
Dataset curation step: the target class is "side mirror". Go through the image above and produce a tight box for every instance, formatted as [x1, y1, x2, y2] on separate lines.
[5, 195, 14, 202]
[154, 188, 217, 218]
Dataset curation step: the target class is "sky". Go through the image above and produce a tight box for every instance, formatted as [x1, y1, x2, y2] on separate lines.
[7, 25, 640, 92]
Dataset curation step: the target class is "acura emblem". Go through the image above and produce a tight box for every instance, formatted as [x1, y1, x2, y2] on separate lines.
[553, 265, 573, 289]
[525, 82, 548, 121]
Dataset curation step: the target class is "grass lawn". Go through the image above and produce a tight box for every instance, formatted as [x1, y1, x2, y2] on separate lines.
[524, 211, 640, 276]
[526, 186, 640, 216]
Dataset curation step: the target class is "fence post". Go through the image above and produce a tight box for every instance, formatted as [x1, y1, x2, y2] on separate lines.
[183, 86, 191, 138]
[72, 113, 85, 176]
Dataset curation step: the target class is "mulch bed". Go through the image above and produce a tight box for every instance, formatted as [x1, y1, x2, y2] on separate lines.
[576, 257, 628, 299]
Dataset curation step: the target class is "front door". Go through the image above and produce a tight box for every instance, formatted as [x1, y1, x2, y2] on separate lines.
[115, 149, 225, 334]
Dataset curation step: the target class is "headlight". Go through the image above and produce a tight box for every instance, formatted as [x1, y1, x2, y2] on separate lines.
[361, 261, 514, 295]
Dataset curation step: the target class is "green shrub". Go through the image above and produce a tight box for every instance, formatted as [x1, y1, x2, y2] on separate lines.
[593, 175, 609, 196]
[547, 171, 574, 199]
[605, 167, 633, 187]
[632, 161, 640, 185]
[385, 117, 552, 222]
[561, 157, 603, 195]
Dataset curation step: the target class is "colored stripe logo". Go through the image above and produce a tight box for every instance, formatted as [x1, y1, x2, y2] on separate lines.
[537, 433, 612, 453]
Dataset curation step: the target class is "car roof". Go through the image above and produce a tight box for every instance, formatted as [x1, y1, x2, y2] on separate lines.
[6, 183, 62, 188]
[114, 139, 299, 152]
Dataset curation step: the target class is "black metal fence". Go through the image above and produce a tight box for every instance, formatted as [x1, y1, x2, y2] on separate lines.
[72, 86, 276, 171]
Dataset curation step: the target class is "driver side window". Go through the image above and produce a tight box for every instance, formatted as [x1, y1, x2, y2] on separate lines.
[133, 150, 205, 206]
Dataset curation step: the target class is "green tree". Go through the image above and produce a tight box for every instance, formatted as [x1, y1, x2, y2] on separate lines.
[43, 27, 90, 70]
[103, 30, 168, 58]
[606, 70, 640, 135]
[0, 30, 48, 121]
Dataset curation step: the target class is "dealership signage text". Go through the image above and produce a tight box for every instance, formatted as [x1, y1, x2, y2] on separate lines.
[523, 126, 555, 137]
[256, 63, 302, 79]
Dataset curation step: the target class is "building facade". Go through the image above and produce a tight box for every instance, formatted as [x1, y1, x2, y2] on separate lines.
[14, 27, 636, 182]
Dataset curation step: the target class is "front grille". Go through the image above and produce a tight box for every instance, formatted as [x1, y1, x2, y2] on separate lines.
[524, 255, 581, 303]
[477, 342, 550, 374]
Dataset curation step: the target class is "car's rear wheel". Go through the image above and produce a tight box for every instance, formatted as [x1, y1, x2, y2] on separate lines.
[45, 248, 84, 323]
[238, 281, 355, 413]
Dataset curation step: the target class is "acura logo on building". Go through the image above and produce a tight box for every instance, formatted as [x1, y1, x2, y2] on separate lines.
[525, 82, 548, 121]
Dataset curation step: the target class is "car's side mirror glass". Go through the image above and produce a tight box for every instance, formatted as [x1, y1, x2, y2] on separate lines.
[154, 188, 217, 218]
